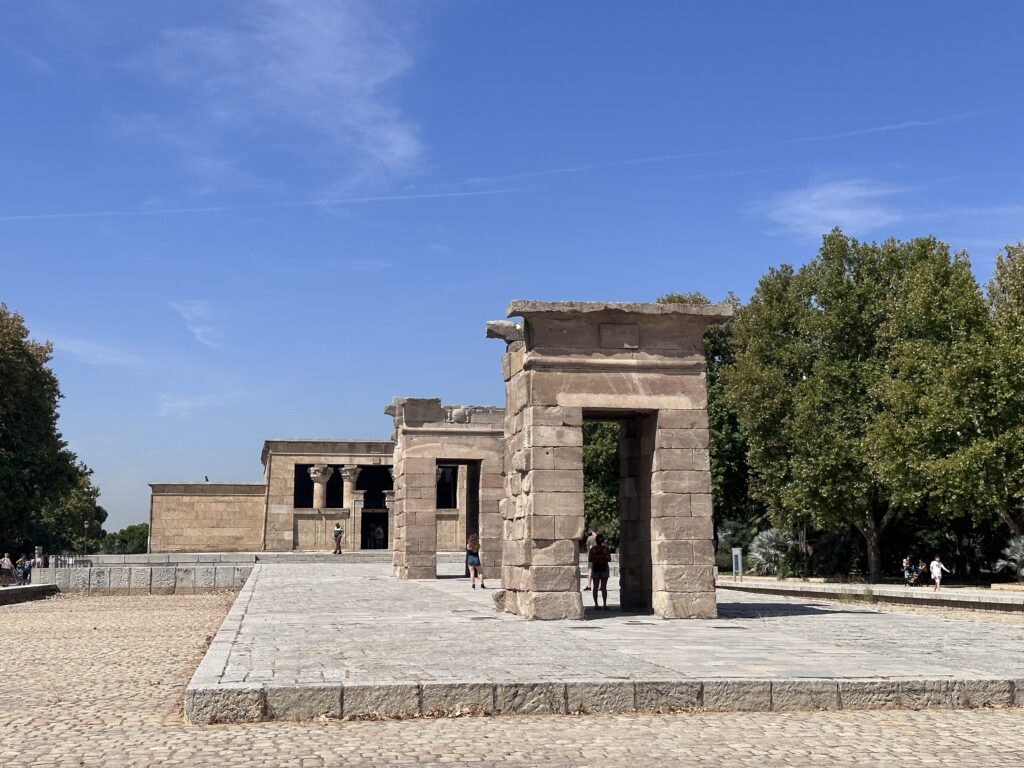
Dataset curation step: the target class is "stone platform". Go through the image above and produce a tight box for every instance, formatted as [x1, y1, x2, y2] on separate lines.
[186, 562, 1024, 723]
[0, 583, 57, 605]
[717, 579, 1024, 613]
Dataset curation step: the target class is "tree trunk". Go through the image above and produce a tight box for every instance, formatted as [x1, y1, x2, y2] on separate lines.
[859, 524, 883, 583]
[997, 509, 1024, 538]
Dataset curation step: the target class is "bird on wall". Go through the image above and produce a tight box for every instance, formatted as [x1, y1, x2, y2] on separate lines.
[204, 475, 209, 482]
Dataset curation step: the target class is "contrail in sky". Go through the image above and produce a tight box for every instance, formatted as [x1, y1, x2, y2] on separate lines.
[0, 187, 519, 223]
[462, 109, 995, 185]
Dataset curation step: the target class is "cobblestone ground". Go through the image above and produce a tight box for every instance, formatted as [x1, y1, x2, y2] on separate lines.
[3, 593, 1024, 767]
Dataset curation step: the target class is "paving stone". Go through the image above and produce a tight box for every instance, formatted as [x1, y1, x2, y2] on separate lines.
[702, 680, 771, 711]
[496, 683, 567, 714]
[772, 681, 839, 711]
[421, 682, 495, 715]
[566, 681, 635, 713]
[635, 681, 701, 712]
[344, 684, 421, 718]
[265, 684, 342, 720]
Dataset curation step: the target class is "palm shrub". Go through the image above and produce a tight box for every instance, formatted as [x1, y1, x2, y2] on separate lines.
[994, 536, 1024, 584]
[746, 528, 796, 576]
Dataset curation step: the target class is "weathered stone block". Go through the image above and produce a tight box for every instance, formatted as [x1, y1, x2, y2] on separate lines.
[523, 426, 583, 448]
[651, 449, 698, 471]
[175, 566, 196, 594]
[690, 494, 713, 517]
[651, 540, 693, 565]
[186, 684, 264, 724]
[958, 679, 1012, 708]
[129, 567, 151, 594]
[520, 590, 584, 620]
[151, 566, 176, 594]
[651, 591, 716, 619]
[495, 683, 566, 714]
[653, 565, 715, 592]
[650, 493, 691, 518]
[531, 539, 578, 566]
[343, 683, 420, 718]
[108, 567, 130, 593]
[898, 679, 961, 709]
[567, 681, 635, 713]
[651, 517, 713, 541]
[838, 680, 901, 709]
[266, 684, 342, 720]
[68, 568, 90, 593]
[702, 680, 771, 711]
[553, 515, 585, 540]
[523, 470, 584, 494]
[772, 680, 839, 711]
[214, 566, 235, 588]
[421, 682, 495, 715]
[194, 566, 217, 590]
[635, 681, 701, 711]
[56, 568, 71, 591]
[526, 565, 578, 592]
[657, 409, 709, 430]
[33, 568, 55, 586]
[651, 470, 711, 494]
[655, 428, 709, 449]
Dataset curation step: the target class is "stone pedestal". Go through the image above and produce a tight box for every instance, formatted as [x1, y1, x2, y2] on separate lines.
[487, 301, 730, 620]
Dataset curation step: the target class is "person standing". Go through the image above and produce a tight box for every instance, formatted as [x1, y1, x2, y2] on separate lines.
[583, 528, 598, 591]
[466, 533, 485, 589]
[332, 522, 344, 554]
[929, 555, 950, 590]
[0, 553, 13, 587]
[588, 534, 612, 610]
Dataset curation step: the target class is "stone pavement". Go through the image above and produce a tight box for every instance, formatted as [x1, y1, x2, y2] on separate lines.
[187, 562, 1024, 722]
[4, 590, 1024, 767]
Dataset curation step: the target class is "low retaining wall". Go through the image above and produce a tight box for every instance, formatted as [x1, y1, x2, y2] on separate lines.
[186, 676, 1024, 723]
[718, 580, 1024, 613]
[32, 565, 253, 594]
[0, 584, 58, 605]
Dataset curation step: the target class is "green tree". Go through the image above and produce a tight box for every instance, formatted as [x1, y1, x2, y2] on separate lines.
[103, 523, 149, 554]
[583, 421, 620, 539]
[727, 231, 966, 582]
[0, 304, 79, 545]
[35, 464, 108, 553]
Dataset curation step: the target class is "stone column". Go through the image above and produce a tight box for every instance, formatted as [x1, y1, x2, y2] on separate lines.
[341, 466, 360, 549]
[456, 464, 468, 548]
[384, 489, 396, 550]
[309, 464, 333, 511]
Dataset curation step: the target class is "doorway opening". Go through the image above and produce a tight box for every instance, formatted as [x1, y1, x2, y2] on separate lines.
[583, 411, 656, 614]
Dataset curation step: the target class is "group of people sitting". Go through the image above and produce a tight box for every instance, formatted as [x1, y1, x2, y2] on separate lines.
[0, 553, 38, 587]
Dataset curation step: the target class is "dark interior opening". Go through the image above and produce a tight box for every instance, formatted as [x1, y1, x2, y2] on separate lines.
[357, 465, 393, 509]
[435, 465, 458, 509]
[362, 511, 389, 549]
[293, 463, 314, 509]
[325, 466, 344, 508]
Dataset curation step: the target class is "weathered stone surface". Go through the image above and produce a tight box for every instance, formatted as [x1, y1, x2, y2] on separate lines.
[702, 680, 771, 711]
[129, 567, 151, 593]
[194, 566, 217, 590]
[33, 568, 55, 586]
[838, 680, 901, 709]
[186, 685, 264, 724]
[526, 565, 578, 592]
[175, 566, 196, 594]
[531, 539, 578, 566]
[108, 567, 130, 593]
[421, 682, 495, 715]
[635, 681, 701, 711]
[520, 590, 584, 620]
[496, 683, 566, 714]
[772, 681, 839, 711]
[899, 679, 961, 709]
[151, 566, 176, 594]
[566, 681, 635, 713]
[265, 684, 342, 720]
[958, 679, 1012, 708]
[343, 683, 420, 718]
[69, 567, 90, 592]
[214, 566, 235, 588]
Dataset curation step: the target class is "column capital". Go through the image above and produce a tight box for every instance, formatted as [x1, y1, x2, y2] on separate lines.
[340, 465, 361, 483]
[308, 464, 334, 484]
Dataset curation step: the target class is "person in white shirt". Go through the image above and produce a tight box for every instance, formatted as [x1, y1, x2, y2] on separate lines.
[929, 555, 950, 590]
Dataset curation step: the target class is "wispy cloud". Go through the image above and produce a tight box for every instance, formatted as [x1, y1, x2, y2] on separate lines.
[462, 109, 991, 186]
[157, 392, 239, 418]
[752, 179, 908, 238]
[126, 1, 419, 188]
[169, 300, 221, 348]
[48, 336, 150, 368]
[0, 187, 519, 223]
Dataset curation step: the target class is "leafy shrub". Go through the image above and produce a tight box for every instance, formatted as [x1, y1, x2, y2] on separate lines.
[746, 528, 796, 576]
[994, 536, 1024, 583]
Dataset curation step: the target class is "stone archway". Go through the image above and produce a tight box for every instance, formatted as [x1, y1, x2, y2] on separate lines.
[487, 300, 732, 620]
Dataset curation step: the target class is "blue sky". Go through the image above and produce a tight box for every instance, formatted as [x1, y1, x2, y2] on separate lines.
[2, 1, 1021, 529]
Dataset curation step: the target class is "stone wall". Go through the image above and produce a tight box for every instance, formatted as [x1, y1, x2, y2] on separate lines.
[149, 484, 266, 553]
[32, 565, 253, 593]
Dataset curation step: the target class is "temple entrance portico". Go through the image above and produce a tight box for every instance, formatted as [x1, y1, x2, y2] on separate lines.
[487, 300, 731, 620]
